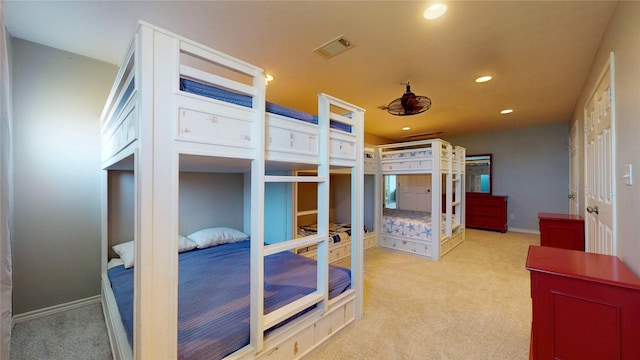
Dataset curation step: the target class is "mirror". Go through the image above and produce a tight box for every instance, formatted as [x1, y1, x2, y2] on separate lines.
[383, 174, 432, 211]
[466, 154, 492, 194]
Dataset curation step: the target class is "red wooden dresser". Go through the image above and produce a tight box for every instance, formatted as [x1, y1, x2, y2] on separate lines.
[538, 212, 585, 251]
[465, 193, 508, 232]
[526, 245, 640, 360]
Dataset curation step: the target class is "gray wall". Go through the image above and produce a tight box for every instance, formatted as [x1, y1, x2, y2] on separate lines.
[445, 123, 569, 232]
[2, 17, 16, 359]
[107, 171, 246, 254]
[12, 39, 117, 314]
[570, 2, 640, 275]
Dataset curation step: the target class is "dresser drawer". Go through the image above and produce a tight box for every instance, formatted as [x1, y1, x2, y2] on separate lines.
[466, 194, 508, 232]
[473, 215, 505, 227]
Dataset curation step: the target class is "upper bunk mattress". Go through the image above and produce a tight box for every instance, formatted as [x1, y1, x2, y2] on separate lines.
[180, 79, 352, 132]
[107, 240, 351, 360]
[381, 149, 433, 160]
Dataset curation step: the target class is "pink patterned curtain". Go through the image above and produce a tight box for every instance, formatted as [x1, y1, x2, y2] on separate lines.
[0, 2, 13, 359]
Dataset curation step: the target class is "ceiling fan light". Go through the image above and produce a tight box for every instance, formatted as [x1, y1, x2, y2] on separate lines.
[387, 81, 432, 116]
[424, 3, 447, 20]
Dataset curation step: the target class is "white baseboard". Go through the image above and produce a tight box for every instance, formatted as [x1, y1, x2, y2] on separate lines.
[508, 227, 540, 235]
[13, 295, 101, 324]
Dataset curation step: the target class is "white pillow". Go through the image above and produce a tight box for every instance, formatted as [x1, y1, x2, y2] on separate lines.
[178, 235, 198, 253]
[188, 227, 249, 249]
[112, 240, 135, 269]
[112, 236, 198, 269]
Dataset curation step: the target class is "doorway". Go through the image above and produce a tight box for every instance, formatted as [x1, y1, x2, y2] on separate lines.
[584, 52, 616, 255]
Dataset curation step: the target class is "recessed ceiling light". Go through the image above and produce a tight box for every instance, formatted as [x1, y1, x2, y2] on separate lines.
[265, 74, 274, 85]
[475, 75, 492, 83]
[423, 3, 447, 20]
[501, 109, 513, 114]
[402, 127, 411, 131]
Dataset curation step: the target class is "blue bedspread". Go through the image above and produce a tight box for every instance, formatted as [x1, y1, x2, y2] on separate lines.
[107, 240, 351, 359]
[180, 79, 352, 133]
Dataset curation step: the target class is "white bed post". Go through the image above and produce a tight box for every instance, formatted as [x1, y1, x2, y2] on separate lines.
[135, 25, 183, 359]
[375, 146, 382, 245]
[316, 95, 330, 311]
[132, 24, 179, 359]
[351, 107, 365, 320]
[445, 142, 453, 239]
[250, 64, 267, 354]
[431, 140, 442, 260]
[458, 147, 466, 231]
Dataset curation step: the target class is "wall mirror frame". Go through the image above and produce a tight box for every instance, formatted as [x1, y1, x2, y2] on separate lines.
[465, 154, 492, 195]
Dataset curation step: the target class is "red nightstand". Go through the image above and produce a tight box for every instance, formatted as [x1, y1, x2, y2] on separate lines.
[526, 245, 640, 359]
[538, 212, 584, 251]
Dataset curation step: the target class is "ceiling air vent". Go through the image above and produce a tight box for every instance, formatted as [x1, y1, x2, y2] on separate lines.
[401, 131, 444, 140]
[314, 35, 355, 59]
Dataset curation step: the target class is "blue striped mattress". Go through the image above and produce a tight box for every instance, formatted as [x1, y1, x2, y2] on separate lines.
[180, 79, 352, 133]
[295, 222, 356, 255]
[107, 240, 351, 359]
[297, 222, 353, 244]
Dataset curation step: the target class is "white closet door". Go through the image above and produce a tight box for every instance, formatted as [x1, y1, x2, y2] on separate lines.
[396, 175, 431, 212]
[584, 53, 615, 255]
[569, 122, 579, 215]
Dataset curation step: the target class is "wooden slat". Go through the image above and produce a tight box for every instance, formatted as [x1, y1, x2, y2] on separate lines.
[180, 41, 262, 78]
[265, 175, 326, 183]
[263, 293, 324, 329]
[329, 111, 355, 127]
[264, 235, 326, 256]
[180, 64, 256, 97]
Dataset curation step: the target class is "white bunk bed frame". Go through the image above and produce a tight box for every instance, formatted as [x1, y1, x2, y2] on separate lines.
[291, 157, 377, 266]
[363, 144, 379, 250]
[99, 22, 364, 359]
[376, 139, 466, 260]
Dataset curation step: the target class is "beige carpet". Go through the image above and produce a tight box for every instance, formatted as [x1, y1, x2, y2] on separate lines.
[10, 302, 111, 360]
[306, 229, 539, 360]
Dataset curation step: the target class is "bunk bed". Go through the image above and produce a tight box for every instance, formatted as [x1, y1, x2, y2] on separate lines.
[376, 140, 465, 260]
[292, 144, 380, 265]
[292, 169, 377, 267]
[100, 22, 364, 360]
[363, 145, 379, 250]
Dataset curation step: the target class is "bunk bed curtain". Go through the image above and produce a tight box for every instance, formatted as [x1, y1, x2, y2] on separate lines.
[107, 240, 351, 360]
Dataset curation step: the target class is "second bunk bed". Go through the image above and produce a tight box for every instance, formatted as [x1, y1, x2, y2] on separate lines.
[291, 145, 379, 267]
[100, 22, 365, 360]
[376, 139, 466, 260]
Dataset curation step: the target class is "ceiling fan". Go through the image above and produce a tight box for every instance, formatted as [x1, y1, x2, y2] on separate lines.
[386, 81, 432, 116]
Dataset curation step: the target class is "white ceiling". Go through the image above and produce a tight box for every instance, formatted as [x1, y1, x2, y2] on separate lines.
[4, 1, 617, 141]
